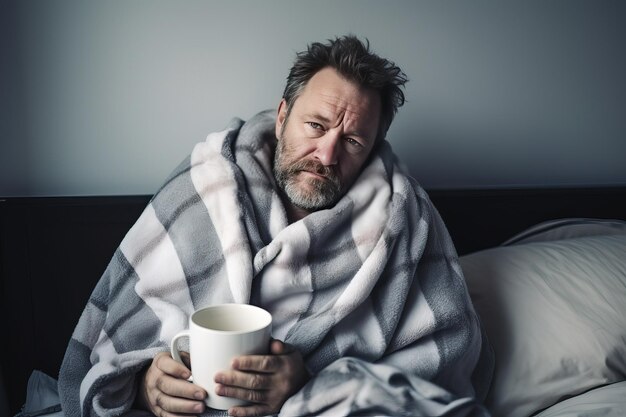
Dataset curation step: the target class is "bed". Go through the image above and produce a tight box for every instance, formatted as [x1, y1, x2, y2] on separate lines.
[1, 186, 625, 416]
[462, 218, 626, 417]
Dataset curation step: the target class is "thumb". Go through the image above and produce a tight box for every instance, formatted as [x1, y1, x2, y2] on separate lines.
[270, 339, 286, 355]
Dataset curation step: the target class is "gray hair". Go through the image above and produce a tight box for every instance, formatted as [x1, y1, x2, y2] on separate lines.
[282, 35, 408, 143]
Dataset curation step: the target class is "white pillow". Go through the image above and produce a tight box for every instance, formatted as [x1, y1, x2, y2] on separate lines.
[460, 220, 626, 417]
[534, 381, 626, 417]
[503, 218, 626, 245]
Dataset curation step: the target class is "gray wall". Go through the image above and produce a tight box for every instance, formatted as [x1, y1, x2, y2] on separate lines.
[2, 0, 625, 197]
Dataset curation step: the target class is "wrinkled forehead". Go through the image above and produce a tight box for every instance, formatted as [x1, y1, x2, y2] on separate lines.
[296, 68, 381, 137]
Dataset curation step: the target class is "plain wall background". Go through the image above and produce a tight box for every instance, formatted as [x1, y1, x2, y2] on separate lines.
[1, 0, 625, 197]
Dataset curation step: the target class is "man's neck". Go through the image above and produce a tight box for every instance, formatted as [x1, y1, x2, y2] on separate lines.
[280, 194, 311, 224]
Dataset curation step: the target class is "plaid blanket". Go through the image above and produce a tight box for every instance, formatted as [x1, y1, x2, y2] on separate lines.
[59, 110, 491, 416]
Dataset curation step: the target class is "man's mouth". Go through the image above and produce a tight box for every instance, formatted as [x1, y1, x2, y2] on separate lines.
[300, 170, 330, 181]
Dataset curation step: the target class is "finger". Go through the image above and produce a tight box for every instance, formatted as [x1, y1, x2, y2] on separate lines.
[270, 339, 285, 355]
[156, 373, 207, 401]
[152, 404, 189, 417]
[214, 383, 268, 404]
[232, 354, 280, 373]
[228, 404, 273, 417]
[214, 369, 272, 390]
[156, 394, 205, 416]
[155, 352, 192, 379]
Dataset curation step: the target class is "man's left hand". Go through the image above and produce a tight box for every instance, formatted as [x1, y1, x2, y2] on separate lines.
[214, 339, 310, 416]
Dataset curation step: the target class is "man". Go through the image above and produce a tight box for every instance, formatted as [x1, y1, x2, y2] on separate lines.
[59, 36, 491, 417]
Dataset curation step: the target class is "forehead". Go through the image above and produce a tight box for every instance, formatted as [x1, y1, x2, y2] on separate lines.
[294, 68, 380, 137]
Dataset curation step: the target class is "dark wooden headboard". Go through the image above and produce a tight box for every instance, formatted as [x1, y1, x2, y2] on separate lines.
[1, 186, 625, 414]
[429, 186, 626, 254]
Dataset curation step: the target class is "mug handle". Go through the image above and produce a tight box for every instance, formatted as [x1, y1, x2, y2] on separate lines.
[170, 330, 193, 382]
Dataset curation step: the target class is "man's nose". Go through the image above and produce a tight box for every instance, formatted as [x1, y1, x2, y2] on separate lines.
[314, 132, 341, 166]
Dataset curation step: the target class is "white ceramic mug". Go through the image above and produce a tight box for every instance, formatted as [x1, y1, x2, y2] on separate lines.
[170, 303, 272, 410]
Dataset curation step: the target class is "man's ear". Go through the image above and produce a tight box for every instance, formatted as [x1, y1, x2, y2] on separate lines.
[275, 99, 287, 138]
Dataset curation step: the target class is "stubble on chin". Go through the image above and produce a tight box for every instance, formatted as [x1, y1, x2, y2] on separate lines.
[273, 136, 342, 211]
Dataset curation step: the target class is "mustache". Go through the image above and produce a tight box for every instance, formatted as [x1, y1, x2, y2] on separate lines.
[288, 158, 340, 184]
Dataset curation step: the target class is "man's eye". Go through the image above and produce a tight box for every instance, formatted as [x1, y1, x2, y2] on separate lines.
[306, 122, 324, 130]
[345, 137, 362, 147]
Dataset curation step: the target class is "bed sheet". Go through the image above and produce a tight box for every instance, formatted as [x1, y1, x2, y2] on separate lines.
[534, 381, 626, 417]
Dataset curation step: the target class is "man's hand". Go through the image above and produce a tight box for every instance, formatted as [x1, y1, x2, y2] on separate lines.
[136, 351, 207, 417]
[214, 340, 310, 417]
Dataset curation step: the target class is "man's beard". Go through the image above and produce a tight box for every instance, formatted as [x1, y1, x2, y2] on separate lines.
[273, 134, 342, 211]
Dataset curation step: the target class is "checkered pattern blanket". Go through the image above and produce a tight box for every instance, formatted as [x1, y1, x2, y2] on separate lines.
[59, 110, 491, 416]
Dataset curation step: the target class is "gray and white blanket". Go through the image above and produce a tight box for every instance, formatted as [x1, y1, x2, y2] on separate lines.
[59, 110, 492, 416]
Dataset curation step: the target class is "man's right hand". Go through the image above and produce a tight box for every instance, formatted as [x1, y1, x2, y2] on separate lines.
[136, 351, 207, 417]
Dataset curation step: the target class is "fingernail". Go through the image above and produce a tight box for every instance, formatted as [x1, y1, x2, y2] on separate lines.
[194, 402, 204, 412]
[194, 391, 204, 400]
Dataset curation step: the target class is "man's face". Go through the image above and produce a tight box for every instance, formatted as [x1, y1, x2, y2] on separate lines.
[273, 67, 381, 212]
